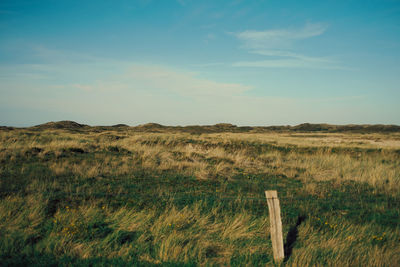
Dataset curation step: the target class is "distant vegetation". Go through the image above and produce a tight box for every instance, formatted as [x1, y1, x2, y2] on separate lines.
[3, 120, 400, 133]
[0, 121, 399, 266]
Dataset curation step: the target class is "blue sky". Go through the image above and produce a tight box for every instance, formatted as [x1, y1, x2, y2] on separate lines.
[1, 0, 399, 126]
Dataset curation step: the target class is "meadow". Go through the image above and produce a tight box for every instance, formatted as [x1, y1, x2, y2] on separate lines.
[0, 122, 399, 266]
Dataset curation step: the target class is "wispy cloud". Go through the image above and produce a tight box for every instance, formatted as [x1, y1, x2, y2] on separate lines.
[234, 50, 348, 69]
[233, 59, 328, 68]
[95, 64, 251, 97]
[1, 45, 368, 126]
[249, 50, 330, 62]
[232, 23, 346, 69]
[235, 23, 327, 50]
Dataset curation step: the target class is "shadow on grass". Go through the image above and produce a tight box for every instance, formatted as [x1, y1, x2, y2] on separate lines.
[284, 215, 306, 262]
[0, 252, 197, 267]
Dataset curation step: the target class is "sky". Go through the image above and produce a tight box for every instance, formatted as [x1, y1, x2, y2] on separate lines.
[1, 0, 399, 127]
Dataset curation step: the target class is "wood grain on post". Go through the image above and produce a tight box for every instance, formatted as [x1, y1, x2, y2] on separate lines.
[265, 190, 284, 262]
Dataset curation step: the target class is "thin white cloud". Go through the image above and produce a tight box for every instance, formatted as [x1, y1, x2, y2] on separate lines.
[235, 23, 327, 49]
[233, 59, 343, 69]
[234, 49, 348, 69]
[232, 23, 345, 69]
[70, 64, 251, 97]
[250, 50, 332, 63]
[122, 64, 251, 97]
[0, 57, 374, 126]
[1, 45, 371, 126]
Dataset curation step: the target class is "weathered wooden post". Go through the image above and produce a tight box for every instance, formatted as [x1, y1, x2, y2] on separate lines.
[265, 190, 284, 262]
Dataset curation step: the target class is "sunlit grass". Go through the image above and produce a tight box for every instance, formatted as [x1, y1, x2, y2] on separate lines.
[0, 128, 399, 265]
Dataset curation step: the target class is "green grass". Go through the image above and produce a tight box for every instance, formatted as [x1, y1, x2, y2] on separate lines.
[0, 129, 399, 266]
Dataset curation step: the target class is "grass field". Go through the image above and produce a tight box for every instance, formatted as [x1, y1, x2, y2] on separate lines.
[1, 123, 399, 266]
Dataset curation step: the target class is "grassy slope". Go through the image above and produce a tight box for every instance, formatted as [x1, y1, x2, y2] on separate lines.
[0, 127, 399, 266]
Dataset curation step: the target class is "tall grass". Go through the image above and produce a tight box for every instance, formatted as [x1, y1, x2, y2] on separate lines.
[0, 129, 399, 266]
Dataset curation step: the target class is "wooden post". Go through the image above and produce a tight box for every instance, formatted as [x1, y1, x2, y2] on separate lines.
[265, 190, 284, 262]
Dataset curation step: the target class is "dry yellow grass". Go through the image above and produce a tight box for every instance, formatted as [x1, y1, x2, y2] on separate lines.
[4, 129, 397, 192]
[0, 128, 399, 266]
